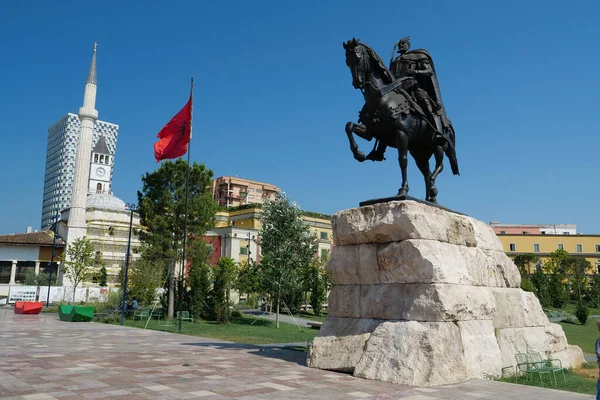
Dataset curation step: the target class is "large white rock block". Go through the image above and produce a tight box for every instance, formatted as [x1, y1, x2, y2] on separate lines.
[327, 240, 520, 288]
[326, 244, 380, 285]
[332, 200, 504, 251]
[457, 320, 502, 378]
[550, 345, 585, 370]
[307, 317, 382, 372]
[402, 283, 496, 322]
[327, 285, 360, 318]
[491, 288, 549, 328]
[354, 320, 468, 387]
[496, 324, 569, 368]
[332, 200, 477, 247]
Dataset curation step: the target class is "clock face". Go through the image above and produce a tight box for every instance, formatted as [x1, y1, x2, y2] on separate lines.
[96, 167, 106, 177]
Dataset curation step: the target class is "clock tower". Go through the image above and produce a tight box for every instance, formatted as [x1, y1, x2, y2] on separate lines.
[89, 135, 112, 194]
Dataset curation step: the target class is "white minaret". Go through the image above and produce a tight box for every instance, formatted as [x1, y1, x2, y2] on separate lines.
[66, 43, 98, 243]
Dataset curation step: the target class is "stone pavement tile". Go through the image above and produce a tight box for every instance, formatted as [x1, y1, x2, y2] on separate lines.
[21, 394, 59, 400]
[348, 392, 375, 398]
[257, 381, 296, 391]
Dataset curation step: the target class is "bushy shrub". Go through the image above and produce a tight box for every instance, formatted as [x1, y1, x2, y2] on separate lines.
[575, 302, 589, 325]
[520, 278, 535, 292]
[231, 310, 243, 318]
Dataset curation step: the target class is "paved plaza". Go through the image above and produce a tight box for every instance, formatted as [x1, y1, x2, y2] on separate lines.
[0, 308, 593, 399]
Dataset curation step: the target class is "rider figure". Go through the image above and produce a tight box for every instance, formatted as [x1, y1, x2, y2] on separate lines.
[390, 36, 448, 144]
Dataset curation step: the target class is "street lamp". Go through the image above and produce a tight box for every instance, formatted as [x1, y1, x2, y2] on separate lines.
[46, 213, 60, 307]
[120, 203, 137, 326]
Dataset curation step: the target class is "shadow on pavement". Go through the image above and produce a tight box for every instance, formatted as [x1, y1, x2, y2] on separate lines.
[180, 341, 309, 365]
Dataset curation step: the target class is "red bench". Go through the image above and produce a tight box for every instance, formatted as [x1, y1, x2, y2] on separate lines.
[14, 301, 43, 315]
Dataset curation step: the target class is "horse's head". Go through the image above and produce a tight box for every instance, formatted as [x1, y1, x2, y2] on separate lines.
[343, 38, 394, 91]
[343, 38, 367, 89]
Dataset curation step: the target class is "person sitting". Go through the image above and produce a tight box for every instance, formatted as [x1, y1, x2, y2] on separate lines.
[128, 297, 138, 310]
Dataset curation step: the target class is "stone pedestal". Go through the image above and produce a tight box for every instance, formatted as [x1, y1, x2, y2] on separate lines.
[307, 200, 584, 387]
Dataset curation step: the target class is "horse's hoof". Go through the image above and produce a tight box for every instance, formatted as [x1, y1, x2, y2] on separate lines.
[427, 197, 438, 204]
[429, 186, 438, 197]
[397, 188, 408, 198]
[354, 151, 366, 162]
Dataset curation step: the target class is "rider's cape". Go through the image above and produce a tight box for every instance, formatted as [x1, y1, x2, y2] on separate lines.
[391, 49, 446, 117]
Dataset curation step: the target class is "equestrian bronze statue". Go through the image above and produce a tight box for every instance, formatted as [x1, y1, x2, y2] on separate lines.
[343, 37, 459, 203]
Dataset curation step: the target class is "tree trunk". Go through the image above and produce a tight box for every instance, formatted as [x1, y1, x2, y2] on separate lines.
[276, 287, 281, 329]
[168, 261, 175, 319]
[72, 283, 77, 303]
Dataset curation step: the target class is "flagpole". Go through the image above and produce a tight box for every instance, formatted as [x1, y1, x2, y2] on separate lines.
[179, 77, 193, 333]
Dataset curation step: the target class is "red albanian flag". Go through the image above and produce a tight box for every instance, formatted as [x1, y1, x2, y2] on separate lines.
[153, 95, 192, 162]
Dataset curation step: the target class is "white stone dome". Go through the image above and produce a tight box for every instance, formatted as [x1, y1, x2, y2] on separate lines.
[86, 193, 127, 212]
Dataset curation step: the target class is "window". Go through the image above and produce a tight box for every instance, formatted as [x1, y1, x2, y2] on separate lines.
[248, 188, 254, 192]
[96, 183, 102, 193]
[596, 245, 600, 253]
[248, 195, 254, 199]
[558, 244, 564, 250]
[256, 189, 262, 193]
[94, 154, 99, 162]
[500, 231, 506, 235]
[321, 248, 330, 259]
[522, 231, 528, 235]
[509, 243, 516, 251]
[563, 232, 569, 235]
[320, 232, 328, 240]
[100, 155, 105, 163]
[108, 226, 115, 236]
[105, 156, 110, 165]
[240, 247, 248, 255]
[597, 260, 600, 274]
[576, 244, 583, 252]
[533, 243, 540, 252]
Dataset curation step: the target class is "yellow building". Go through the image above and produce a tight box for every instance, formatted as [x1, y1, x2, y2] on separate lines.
[207, 205, 333, 265]
[496, 233, 600, 274]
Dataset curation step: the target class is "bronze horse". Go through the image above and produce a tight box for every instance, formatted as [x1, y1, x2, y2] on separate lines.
[343, 38, 459, 203]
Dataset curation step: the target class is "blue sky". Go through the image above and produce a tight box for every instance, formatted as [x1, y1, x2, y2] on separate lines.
[1, 1, 599, 234]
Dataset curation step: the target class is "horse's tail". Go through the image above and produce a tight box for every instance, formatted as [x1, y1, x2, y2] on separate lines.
[445, 121, 460, 176]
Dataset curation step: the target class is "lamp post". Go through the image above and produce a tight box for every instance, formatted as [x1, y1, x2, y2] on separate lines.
[120, 203, 137, 326]
[46, 213, 60, 307]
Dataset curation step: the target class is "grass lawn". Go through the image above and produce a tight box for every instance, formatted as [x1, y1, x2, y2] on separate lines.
[498, 365, 598, 395]
[561, 303, 600, 316]
[558, 320, 599, 354]
[296, 310, 328, 323]
[114, 315, 318, 345]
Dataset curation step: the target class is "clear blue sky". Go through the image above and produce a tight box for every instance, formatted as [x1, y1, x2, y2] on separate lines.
[1, 1, 599, 234]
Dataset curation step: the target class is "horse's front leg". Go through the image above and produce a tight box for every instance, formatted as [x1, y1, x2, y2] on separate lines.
[395, 131, 409, 197]
[345, 122, 368, 162]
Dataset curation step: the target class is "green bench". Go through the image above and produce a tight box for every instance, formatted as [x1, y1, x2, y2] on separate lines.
[58, 305, 94, 322]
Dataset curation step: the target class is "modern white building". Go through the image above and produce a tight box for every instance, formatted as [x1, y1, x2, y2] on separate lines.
[40, 114, 118, 230]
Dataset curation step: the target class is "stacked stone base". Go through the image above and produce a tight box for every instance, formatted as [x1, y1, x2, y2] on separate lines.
[307, 201, 584, 387]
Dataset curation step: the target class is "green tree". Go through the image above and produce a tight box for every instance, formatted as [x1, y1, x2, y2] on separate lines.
[588, 274, 600, 308]
[209, 257, 238, 323]
[92, 252, 108, 286]
[568, 256, 590, 305]
[97, 266, 108, 287]
[259, 195, 317, 328]
[531, 268, 550, 308]
[63, 236, 94, 302]
[186, 238, 213, 319]
[235, 259, 263, 299]
[129, 255, 166, 307]
[543, 250, 571, 309]
[513, 254, 540, 279]
[137, 159, 218, 318]
[23, 269, 38, 285]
